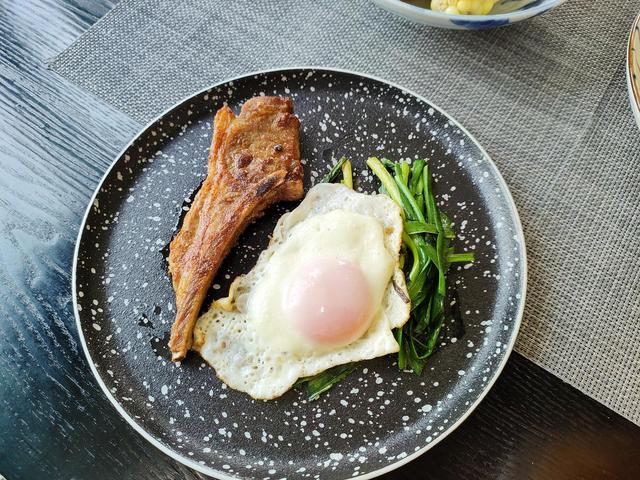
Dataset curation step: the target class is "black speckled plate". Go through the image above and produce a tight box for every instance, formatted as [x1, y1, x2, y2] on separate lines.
[73, 68, 526, 479]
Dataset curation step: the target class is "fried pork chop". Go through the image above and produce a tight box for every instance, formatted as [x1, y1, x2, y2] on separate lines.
[168, 96, 303, 361]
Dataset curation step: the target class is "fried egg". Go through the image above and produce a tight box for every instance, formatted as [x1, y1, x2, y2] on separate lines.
[193, 183, 410, 399]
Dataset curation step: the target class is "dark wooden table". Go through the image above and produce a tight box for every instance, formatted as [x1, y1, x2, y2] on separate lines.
[1, 1, 640, 479]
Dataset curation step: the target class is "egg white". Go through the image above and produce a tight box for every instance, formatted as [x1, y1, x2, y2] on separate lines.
[193, 183, 411, 400]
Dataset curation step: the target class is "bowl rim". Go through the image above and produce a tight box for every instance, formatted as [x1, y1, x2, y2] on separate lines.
[373, 0, 566, 22]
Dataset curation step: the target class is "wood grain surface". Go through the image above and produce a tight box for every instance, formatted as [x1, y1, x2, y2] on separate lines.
[0, 1, 639, 479]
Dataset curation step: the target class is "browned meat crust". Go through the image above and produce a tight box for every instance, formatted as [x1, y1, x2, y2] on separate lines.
[168, 97, 303, 361]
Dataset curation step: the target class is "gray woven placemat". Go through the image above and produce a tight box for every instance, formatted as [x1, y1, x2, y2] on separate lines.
[51, 0, 640, 425]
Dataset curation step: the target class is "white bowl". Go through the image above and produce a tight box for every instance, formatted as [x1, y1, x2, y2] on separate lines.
[627, 13, 640, 128]
[371, 0, 567, 30]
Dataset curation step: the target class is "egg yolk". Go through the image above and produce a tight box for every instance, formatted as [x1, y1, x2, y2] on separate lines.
[283, 257, 373, 347]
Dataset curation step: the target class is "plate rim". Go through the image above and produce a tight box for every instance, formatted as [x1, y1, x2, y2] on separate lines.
[72, 66, 528, 480]
[626, 13, 640, 128]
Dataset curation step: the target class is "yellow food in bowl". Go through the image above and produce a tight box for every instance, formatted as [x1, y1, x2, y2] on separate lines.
[430, 0, 497, 15]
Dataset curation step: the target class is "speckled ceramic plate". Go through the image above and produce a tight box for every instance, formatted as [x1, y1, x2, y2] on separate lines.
[627, 13, 640, 128]
[73, 68, 526, 480]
